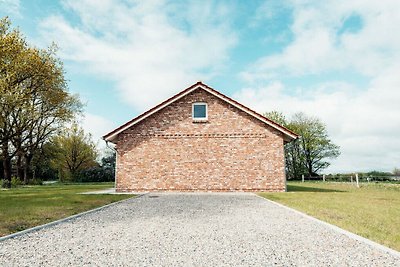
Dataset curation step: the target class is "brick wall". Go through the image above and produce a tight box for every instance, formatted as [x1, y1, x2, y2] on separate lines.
[115, 89, 286, 192]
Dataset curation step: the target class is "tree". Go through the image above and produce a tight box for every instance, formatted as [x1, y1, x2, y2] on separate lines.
[78, 151, 116, 182]
[101, 150, 116, 180]
[264, 111, 307, 179]
[0, 17, 27, 185]
[0, 17, 81, 187]
[291, 113, 340, 176]
[50, 124, 97, 181]
[264, 111, 340, 179]
[264, 111, 287, 126]
[393, 168, 400, 176]
[29, 142, 59, 181]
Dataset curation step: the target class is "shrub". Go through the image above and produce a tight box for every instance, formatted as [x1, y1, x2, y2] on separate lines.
[11, 177, 22, 187]
[28, 178, 43, 185]
[1, 179, 10, 188]
[77, 166, 114, 183]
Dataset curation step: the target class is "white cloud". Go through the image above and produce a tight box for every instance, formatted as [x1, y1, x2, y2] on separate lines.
[242, 0, 400, 80]
[236, 0, 400, 173]
[32, 0, 400, 173]
[38, 0, 236, 111]
[249, 1, 290, 27]
[234, 74, 400, 173]
[0, 0, 20, 16]
[80, 112, 115, 151]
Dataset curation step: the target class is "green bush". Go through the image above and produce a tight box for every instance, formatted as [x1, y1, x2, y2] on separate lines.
[28, 178, 43, 185]
[77, 166, 114, 183]
[11, 177, 22, 187]
[1, 179, 10, 188]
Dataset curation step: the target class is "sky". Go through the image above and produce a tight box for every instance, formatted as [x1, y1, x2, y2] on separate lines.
[1, 0, 399, 173]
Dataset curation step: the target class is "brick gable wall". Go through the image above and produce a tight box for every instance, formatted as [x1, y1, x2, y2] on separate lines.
[115, 89, 286, 192]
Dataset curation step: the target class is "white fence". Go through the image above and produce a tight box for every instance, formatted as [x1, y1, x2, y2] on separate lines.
[299, 174, 400, 186]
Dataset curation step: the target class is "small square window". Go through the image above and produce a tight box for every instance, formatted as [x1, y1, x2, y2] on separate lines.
[192, 103, 207, 120]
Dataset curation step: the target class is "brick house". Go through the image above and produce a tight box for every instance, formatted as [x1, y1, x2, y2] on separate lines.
[103, 82, 298, 192]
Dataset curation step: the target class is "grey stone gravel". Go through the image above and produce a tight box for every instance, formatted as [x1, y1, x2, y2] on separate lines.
[0, 193, 399, 266]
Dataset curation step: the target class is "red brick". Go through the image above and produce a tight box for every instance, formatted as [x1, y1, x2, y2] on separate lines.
[115, 89, 287, 192]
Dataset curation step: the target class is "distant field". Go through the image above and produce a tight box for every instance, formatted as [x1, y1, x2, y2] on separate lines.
[259, 182, 400, 251]
[0, 183, 133, 237]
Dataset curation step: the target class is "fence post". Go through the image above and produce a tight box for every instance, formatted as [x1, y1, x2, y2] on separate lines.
[323, 174, 326, 182]
[302, 174, 304, 183]
[350, 175, 353, 183]
[355, 173, 359, 188]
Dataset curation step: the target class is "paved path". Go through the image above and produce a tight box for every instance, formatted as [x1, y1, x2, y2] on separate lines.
[0, 193, 399, 266]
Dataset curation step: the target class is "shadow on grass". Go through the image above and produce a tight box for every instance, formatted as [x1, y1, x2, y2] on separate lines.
[287, 184, 345, 193]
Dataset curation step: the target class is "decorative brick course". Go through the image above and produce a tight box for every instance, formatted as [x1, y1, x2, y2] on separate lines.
[115, 88, 287, 192]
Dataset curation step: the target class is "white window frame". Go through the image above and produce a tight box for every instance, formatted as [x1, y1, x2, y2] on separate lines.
[192, 102, 208, 120]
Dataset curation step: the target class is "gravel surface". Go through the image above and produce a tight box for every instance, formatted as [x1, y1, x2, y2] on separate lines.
[0, 193, 399, 266]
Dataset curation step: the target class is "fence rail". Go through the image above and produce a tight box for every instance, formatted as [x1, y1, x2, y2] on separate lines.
[294, 174, 400, 184]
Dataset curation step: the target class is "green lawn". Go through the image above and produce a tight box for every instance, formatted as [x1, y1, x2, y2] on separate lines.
[0, 183, 133, 237]
[259, 182, 400, 251]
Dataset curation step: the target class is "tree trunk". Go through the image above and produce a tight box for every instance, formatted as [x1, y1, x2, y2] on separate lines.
[2, 142, 12, 188]
[23, 154, 33, 184]
[307, 160, 313, 177]
[16, 153, 24, 182]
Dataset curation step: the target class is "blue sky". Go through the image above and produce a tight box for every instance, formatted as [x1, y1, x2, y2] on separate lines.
[1, 0, 400, 173]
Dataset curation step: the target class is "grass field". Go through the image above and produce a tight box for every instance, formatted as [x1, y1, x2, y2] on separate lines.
[0, 183, 133, 237]
[259, 182, 400, 251]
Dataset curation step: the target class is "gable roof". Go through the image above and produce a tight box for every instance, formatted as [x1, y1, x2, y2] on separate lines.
[103, 81, 299, 143]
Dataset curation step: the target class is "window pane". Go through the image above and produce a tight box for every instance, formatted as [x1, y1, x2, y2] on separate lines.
[194, 104, 206, 118]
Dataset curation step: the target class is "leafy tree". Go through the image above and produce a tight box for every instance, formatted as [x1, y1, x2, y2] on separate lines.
[264, 111, 287, 126]
[264, 111, 340, 179]
[76, 150, 116, 182]
[50, 124, 97, 181]
[291, 113, 340, 176]
[100, 150, 116, 179]
[0, 17, 81, 187]
[29, 142, 59, 181]
[264, 111, 306, 179]
[366, 170, 392, 177]
[0, 17, 27, 185]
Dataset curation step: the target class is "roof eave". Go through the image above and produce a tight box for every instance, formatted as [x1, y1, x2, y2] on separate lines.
[103, 135, 117, 143]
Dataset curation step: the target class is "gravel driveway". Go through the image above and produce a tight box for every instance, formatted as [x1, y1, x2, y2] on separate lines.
[0, 193, 399, 266]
